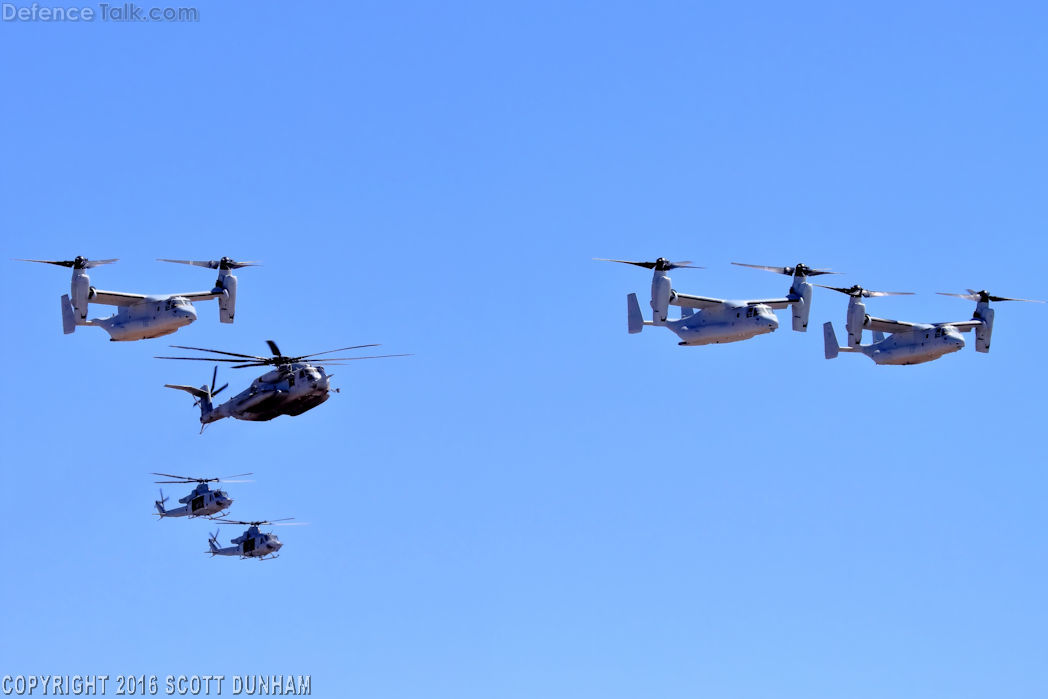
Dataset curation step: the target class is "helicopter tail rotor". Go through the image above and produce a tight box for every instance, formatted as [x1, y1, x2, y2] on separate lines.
[192, 366, 228, 407]
[164, 382, 216, 428]
[155, 489, 168, 517]
[208, 529, 220, 555]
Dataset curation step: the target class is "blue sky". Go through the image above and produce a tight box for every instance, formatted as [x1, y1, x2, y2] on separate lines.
[1, 2, 1046, 697]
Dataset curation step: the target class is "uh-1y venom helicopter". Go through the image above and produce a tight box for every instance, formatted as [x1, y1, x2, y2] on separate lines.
[153, 472, 253, 519]
[207, 518, 304, 561]
[596, 258, 834, 345]
[18, 256, 257, 341]
[158, 340, 410, 430]
[821, 285, 1044, 365]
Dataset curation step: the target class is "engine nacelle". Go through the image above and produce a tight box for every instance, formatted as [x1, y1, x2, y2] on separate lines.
[217, 273, 237, 323]
[650, 273, 671, 325]
[974, 304, 994, 353]
[790, 281, 812, 331]
[845, 298, 867, 346]
[70, 273, 90, 320]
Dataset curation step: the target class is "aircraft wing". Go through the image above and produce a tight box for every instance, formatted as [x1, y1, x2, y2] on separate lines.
[89, 288, 223, 306]
[671, 293, 727, 310]
[169, 290, 224, 301]
[88, 288, 147, 307]
[745, 297, 794, 310]
[941, 319, 983, 332]
[865, 315, 919, 333]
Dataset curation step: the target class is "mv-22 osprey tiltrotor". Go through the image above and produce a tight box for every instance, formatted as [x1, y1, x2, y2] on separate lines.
[821, 286, 1044, 365]
[153, 472, 253, 519]
[18, 256, 256, 341]
[597, 258, 834, 346]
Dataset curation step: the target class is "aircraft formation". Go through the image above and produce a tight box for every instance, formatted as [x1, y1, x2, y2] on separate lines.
[153, 472, 301, 560]
[20, 254, 409, 560]
[599, 257, 1043, 366]
[20, 253, 1043, 560]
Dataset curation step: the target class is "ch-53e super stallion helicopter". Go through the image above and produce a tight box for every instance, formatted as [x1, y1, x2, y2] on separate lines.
[596, 258, 833, 345]
[153, 472, 253, 519]
[158, 340, 409, 430]
[207, 519, 304, 561]
[821, 286, 1044, 365]
[18, 256, 256, 341]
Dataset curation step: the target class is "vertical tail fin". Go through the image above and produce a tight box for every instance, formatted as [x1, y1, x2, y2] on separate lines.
[823, 322, 841, 359]
[627, 293, 644, 334]
[155, 489, 168, 516]
[60, 294, 76, 334]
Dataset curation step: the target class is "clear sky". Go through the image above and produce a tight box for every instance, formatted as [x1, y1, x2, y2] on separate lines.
[1, 2, 1046, 697]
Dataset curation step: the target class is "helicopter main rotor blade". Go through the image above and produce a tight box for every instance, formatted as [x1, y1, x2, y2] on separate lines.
[214, 517, 299, 526]
[309, 354, 414, 362]
[266, 340, 282, 357]
[155, 356, 257, 363]
[168, 345, 266, 360]
[296, 344, 381, 359]
[153, 470, 254, 484]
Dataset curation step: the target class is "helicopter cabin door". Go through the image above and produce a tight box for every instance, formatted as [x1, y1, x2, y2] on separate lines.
[191, 495, 205, 514]
[242, 538, 256, 554]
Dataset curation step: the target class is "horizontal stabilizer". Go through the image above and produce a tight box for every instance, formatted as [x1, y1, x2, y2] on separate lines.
[164, 384, 210, 400]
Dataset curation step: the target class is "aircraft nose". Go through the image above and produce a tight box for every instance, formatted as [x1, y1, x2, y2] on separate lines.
[767, 316, 779, 331]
